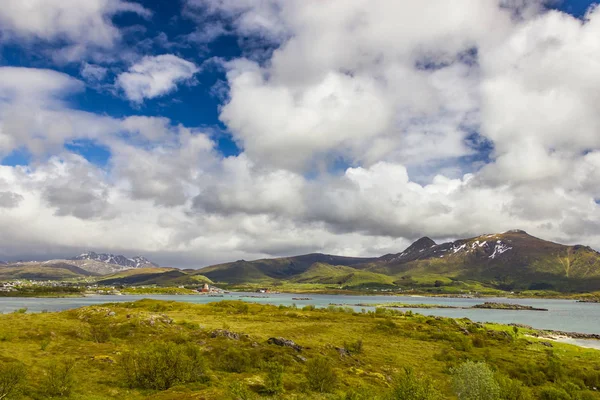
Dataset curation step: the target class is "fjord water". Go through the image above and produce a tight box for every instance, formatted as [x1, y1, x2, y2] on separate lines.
[1, 294, 599, 335]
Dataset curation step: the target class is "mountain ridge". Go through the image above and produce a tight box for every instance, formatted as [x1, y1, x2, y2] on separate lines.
[197, 230, 600, 292]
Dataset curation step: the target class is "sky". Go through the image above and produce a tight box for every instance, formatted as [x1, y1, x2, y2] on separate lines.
[1, 0, 600, 268]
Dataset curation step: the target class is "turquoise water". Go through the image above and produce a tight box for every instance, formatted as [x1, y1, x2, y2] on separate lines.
[1, 293, 599, 335]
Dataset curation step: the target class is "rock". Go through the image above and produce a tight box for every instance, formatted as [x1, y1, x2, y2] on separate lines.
[335, 347, 351, 357]
[211, 329, 241, 340]
[107, 311, 116, 317]
[267, 337, 303, 352]
[296, 355, 307, 362]
[541, 342, 553, 348]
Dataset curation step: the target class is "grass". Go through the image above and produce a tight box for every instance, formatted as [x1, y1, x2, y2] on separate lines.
[0, 299, 599, 399]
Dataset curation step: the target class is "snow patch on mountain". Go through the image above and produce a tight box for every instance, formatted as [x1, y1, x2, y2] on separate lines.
[72, 252, 159, 269]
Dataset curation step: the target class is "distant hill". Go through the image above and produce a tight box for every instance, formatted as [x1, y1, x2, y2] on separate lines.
[72, 252, 158, 269]
[198, 231, 600, 292]
[97, 268, 212, 287]
[0, 252, 161, 278]
[0, 262, 97, 281]
[361, 230, 600, 292]
[197, 253, 378, 284]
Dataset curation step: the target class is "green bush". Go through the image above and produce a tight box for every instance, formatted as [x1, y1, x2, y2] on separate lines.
[0, 362, 26, 400]
[496, 374, 533, 400]
[121, 342, 208, 390]
[262, 361, 284, 395]
[546, 351, 564, 383]
[539, 386, 571, 400]
[451, 361, 500, 400]
[387, 367, 442, 400]
[305, 356, 338, 393]
[219, 347, 252, 373]
[344, 339, 364, 355]
[41, 359, 76, 397]
[229, 381, 256, 400]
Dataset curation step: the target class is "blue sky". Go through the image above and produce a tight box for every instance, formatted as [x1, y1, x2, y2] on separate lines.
[0, 0, 600, 267]
[0, 0, 595, 169]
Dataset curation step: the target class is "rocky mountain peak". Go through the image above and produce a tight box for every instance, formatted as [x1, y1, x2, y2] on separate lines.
[72, 252, 158, 269]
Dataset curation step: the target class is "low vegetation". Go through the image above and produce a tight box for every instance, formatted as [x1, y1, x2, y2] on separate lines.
[0, 299, 599, 399]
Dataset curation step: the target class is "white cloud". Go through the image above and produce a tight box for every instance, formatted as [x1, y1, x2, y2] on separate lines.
[0, 0, 150, 62]
[2, 2, 600, 268]
[81, 63, 109, 82]
[116, 55, 200, 103]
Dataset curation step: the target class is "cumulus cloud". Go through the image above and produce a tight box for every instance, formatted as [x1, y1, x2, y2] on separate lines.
[0, 0, 150, 62]
[116, 55, 200, 103]
[2, 1, 600, 267]
[80, 63, 109, 82]
[0, 191, 24, 208]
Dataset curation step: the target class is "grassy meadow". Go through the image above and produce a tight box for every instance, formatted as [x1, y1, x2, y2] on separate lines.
[0, 300, 599, 399]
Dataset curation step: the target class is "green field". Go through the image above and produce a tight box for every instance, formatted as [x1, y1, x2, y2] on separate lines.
[1, 299, 599, 399]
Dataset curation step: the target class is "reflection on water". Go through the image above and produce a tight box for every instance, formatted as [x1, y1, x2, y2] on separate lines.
[1, 293, 599, 335]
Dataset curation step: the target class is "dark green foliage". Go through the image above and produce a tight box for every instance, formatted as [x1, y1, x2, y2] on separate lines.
[305, 356, 338, 393]
[451, 361, 500, 400]
[120, 342, 208, 390]
[218, 347, 252, 373]
[539, 386, 571, 400]
[496, 374, 533, 400]
[229, 381, 256, 400]
[344, 338, 364, 355]
[262, 361, 284, 395]
[41, 359, 76, 397]
[387, 367, 442, 400]
[0, 362, 26, 400]
[546, 351, 564, 382]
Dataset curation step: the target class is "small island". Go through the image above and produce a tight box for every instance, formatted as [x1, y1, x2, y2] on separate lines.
[330, 302, 549, 311]
[471, 302, 548, 311]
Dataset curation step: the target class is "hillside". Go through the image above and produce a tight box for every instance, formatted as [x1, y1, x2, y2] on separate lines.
[0, 262, 97, 281]
[289, 263, 396, 288]
[97, 268, 212, 287]
[2, 299, 599, 399]
[197, 253, 377, 284]
[198, 230, 600, 293]
[0, 252, 161, 277]
[363, 230, 600, 292]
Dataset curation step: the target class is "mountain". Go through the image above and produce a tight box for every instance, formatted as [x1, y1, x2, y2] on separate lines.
[0, 262, 97, 281]
[72, 252, 158, 269]
[197, 253, 378, 284]
[0, 252, 160, 277]
[363, 230, 600, 291]
[97, 268, 212, 286]
[198, 230, 600, 292]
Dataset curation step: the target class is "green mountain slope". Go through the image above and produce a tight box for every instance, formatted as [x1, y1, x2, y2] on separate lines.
[198, 230, 600, 292]
[197, 253, 377, 284]
[98, 268, 212, 286]
[289, 263, 396, 288]
[362, 230, 600, 291]
[0, 262, 96, 280]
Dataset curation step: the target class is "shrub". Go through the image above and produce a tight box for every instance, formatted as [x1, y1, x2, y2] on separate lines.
[121, 342, 208, 390]
[219, 347, 252, 373]
[387, 367, 442, 400]
[41, 359, 76, 397]
[538, 386, 571, 400]
[89, 323, 111, 343]
[451, 361, 500, 400]
[262, 361, 284, 395]
[546, 351, 564, 383]
[496, 374, 533, 400]
[229, 381, 256, 400]
[0, 362, 26, 400]
[344, 339, 364, 355]
[305, 356, 337, 393]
